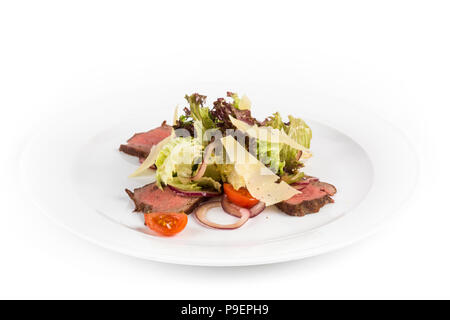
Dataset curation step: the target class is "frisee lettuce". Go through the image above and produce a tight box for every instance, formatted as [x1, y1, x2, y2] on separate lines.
[287, 115, 312, 149]
[155, 137, 203, 188]
[154, 136, 222, 192]
[262, 112, 312, 174]
[185, 93, 216, 131]
[257, 140, 285, 174]
[133, 92, 314, 192]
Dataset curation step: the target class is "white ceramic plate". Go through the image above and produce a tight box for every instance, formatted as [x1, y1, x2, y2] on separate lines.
[20, 91, 417, 266]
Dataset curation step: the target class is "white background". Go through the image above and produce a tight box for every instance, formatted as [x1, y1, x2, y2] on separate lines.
[1, 0, 449, 299]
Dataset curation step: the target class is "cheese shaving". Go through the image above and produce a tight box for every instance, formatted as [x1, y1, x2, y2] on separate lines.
[239, 94, 251, 110]
[221, 136, 300, 206]
[173, 105, 179, 126]
[129, 129, 175, 177]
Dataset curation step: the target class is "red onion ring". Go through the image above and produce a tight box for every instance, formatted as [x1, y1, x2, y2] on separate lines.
[248, 201, 266, 217]
[296, 150, 303, 161]
[194, 200, 250, 229]
[221, 195, 266, 218]
[192, 141, 218, 181]
[168, 185, 221, 197]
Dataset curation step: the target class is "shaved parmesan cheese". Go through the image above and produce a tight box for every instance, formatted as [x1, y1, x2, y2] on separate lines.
[239, 94, 252, 110]
[229, 116, 252, 131]
[173, 105, 179, 126]
[229, 116, 312, 159]
[227, 166, 247, 190]
[221, 136, 300, 206]
[129, 129, 175, 177]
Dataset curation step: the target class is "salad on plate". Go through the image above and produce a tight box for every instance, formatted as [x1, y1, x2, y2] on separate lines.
[120, 92, 336, 236]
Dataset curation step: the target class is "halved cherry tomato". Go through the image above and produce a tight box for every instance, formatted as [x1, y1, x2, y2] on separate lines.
[144, 212, 188, 236]
[223, 183, 259, 208]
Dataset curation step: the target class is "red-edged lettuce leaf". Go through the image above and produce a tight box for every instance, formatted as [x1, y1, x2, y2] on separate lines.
[211, 96, 258, 132]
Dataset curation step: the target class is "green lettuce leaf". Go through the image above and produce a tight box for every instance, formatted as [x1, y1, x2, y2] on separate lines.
[202, 164, 222, 182]
[227, 92, 252, 110]
[227, 92, 241, 109]
[287, 115, 312, 149]
[155, 136, 223, 192]
[281, 171, 305, 184]
[185, 93, 216, 131]
[262, 112, 312, 173]
[262, 112, 286, 131]
[262, 112, 311, 148]
[168, 176, 222, 192]
[257, 140, 285, 174]
[155, 137, 203, 188]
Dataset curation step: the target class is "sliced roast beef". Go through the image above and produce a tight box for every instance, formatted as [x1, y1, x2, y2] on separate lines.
[276, 179, 337, 216]
[125, 182, 205, 214]
[119, 122, 172, 159]
[310, 180, 337, 196]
